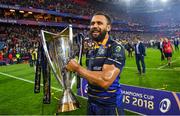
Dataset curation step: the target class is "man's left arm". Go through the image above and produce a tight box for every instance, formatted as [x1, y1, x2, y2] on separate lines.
[142, 43, 146, 56]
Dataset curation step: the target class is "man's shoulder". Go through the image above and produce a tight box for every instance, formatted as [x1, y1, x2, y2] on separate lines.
[108, 39, 126, 59]
[109, 38, 124, 48]
[139, 42, 145, 46]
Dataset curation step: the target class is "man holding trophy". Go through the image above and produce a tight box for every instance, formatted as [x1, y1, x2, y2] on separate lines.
[66, 12, 126, 115]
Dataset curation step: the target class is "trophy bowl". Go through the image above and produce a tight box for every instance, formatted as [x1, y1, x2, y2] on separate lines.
[40, 25, 80, 113]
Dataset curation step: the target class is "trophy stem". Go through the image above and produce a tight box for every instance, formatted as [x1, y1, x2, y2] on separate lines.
[57, 88, 80, 113]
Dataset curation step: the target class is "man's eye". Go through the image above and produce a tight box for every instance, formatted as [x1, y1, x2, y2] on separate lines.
[97, 22, 103, 25]
[90, 22, 94, 25]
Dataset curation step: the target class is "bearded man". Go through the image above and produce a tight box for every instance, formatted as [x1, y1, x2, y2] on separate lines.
[66, 12, 126, 115]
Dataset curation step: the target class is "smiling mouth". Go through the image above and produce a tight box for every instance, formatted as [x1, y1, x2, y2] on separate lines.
[92, 30, 100, 34]
[92, 31, 99, 34]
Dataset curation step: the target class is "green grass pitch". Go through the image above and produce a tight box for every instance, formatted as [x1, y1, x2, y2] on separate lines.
[0, 48, 180, 115]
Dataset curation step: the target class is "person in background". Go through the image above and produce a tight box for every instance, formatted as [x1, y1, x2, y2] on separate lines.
[31, 49, 37, 66]
[163, 38, 173, 67]
[66, 12, 126, 115]
[174, 37, 179, 51]
[157, 38, 165, 61]
[28, 49, 33, 67]
[8, 52, 13, 64]
[134, 36, 146, 75]
[0, 51, 6, 66]
[126, 41, 134, 58]
[0, 51, 3, 61]
[16, 52, 21, 64]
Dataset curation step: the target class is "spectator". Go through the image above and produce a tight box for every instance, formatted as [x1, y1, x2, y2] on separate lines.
[31, 49, 37, 66]
[125, 41, 134, 57]
[163, 38, 173, 67]
[0, 51, 3, 61]
[134, 36, 146, 75]
[16, 52, 21, 64]
[174, 37, 179, 51]
[157, 38, 165, 61]
[8, 52, 13, 64]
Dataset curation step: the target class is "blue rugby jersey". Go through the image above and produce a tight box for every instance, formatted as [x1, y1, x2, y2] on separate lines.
[86, 37, 126, 107]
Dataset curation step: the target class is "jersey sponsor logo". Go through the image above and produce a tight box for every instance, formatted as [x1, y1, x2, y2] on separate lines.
[115, 46, 121, 52]
[97, 47, 106, 55]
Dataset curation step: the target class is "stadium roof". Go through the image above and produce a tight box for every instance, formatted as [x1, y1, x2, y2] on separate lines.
[96, 0, 180, 13]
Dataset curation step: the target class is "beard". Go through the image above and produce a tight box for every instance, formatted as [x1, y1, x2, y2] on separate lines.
[90, 28, 107, 42]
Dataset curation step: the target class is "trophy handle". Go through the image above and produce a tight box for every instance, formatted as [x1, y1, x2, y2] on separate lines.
[40, 30, 64, 87]
[77, 33, 84, 64]
[69, 25, 73, 50]
[76, 33, 84, 89]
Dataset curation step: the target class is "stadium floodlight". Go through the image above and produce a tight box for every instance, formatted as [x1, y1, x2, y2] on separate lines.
[28, 11, 32, 14]
[148, 0, 156, 2]
[124, 0, 132, 3]
[19, 10, 24, 13]
[10, 9, 15, 12]
[161, 0, 168, 3]
[122, 0, 133, 7]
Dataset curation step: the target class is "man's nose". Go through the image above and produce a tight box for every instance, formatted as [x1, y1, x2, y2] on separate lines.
[92, 23, 98, 28]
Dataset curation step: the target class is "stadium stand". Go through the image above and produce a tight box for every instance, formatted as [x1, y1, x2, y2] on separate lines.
[0, 0, 179, 65]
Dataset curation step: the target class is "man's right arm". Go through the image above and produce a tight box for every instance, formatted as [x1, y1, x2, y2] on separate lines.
[66, 60, 120, 89]
[142, 43, 146, 56]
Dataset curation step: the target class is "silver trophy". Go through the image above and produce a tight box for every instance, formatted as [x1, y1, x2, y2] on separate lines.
[40, 25, 80, 113]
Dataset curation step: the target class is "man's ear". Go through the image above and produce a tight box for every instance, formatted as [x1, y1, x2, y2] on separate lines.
[107, 25, 111, 32]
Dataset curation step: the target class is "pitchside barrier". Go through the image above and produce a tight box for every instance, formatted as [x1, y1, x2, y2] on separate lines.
[77, 79, 180, 115]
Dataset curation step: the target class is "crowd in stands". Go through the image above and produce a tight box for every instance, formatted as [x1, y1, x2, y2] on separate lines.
[0, 23, 148, 65]
[0, 24, 67, 65]
[0, 24, 39, 65]
[0, 22, 179, 66]
[0, 0, 94, 16]
[0, 23, 87, 65]
[0, 9, 144, 32]
[1, 0, 180, 30]
[0, 8, 89, 25]
[1, 0, 179, 26]
[2, 0, 179, 31]
[0, 0, 129, 22]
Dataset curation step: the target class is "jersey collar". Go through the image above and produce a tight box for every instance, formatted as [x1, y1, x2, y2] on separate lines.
[94, 34, 109, 48]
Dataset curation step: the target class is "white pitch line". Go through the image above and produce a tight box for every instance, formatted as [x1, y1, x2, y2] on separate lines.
[158, 57, 180, 69]
[0, 72, 88, 99]
[124, 67, 179, 71]
[0, 72, 62, 91]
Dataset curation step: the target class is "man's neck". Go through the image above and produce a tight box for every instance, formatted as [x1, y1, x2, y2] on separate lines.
[98, 34, 109, 46]
[138, 40, 141, 43]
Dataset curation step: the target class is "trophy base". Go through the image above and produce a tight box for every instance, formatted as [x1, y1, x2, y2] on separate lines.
[57, 89, 80, 113]
[57, 102, 80, 112]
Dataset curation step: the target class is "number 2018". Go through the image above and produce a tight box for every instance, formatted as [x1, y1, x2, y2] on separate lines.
[132, 97, 154, 110]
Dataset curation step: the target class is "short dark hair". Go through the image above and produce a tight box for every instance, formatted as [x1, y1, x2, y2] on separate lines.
[133, 36, 141, 41]
[93, 12, 112, 25]
[136, 36, 141, 40]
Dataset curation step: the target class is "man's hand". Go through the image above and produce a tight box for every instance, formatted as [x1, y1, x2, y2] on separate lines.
[66, 59, 80, 72]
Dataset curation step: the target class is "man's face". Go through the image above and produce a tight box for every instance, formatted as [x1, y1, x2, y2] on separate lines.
[165, 38, 168, 42]
[134, 38, 138, 44]
[90, 15, 111, 42]
[160, 38, 163, 42]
